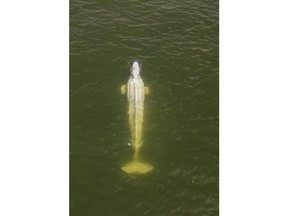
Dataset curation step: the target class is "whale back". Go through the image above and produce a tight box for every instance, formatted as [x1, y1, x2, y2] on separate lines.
[127, 77, 145, 104]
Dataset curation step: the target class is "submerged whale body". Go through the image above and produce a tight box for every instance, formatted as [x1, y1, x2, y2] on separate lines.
[120, 61, 153, 174]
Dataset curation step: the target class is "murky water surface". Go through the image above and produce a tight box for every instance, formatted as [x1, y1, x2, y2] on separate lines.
[70, 0, 218, 215]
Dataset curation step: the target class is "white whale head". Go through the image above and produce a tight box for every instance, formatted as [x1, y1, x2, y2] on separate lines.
[131, 61, 140, 78]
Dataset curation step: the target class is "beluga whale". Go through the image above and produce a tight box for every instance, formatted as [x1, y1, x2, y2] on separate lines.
[120, 61, 153, 174]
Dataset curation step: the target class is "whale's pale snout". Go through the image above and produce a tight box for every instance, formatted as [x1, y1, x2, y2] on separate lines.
[132, 61, 139, 68]
[131, 61, 140, 77]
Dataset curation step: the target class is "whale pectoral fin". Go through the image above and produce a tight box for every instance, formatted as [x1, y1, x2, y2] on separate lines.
[144, 86, 150, 95]
[120, 85, 127, 94]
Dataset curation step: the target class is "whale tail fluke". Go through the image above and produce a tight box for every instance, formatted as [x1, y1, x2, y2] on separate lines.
[121, 161, 153, 174]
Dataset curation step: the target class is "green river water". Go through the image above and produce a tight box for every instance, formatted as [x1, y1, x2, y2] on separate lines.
[70, 0, 218, 215]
